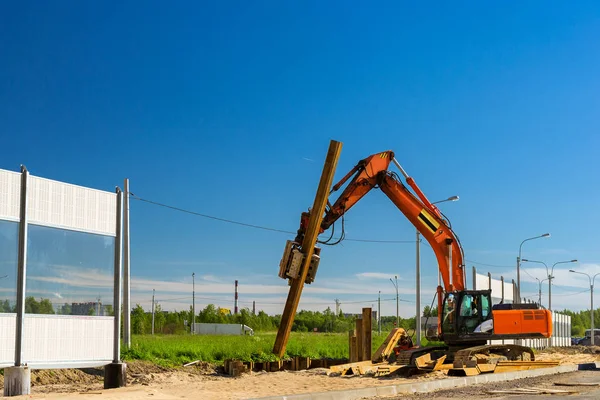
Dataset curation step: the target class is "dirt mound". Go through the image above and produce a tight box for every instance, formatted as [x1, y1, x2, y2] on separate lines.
[32, 368, 104, 387]
[0, 360, 218, 393]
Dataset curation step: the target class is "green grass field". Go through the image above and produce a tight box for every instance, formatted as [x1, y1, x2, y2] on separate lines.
[121, 332, 443, 367]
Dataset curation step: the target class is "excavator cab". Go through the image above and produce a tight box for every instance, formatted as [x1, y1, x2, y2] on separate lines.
[441, 290, 494, 344]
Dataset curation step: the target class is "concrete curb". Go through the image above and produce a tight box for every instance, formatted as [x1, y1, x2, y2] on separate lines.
[249, 363, 599, 400]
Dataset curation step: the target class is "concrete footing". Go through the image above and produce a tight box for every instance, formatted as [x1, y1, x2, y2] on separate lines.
[104, 362, 127, 389]
[3, 366, 31, 397]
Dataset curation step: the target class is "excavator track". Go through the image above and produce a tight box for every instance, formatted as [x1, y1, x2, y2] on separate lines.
[452, 344, 535, 367]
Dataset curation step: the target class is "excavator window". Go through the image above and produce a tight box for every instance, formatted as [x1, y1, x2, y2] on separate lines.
[481, 295, 490, 318]
[459, 295, 476, 317]
[442, 294, 456, 334]
[458, 294, 487, 334]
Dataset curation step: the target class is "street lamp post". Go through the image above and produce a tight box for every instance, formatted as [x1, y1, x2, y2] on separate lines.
[535, 277, 549, 306]
[522, 259, 577, 311]
[378, 290, 381, 335]
[390, 276, 399, 327]
[569, 269, 600, 346]
[414, 195, 458, 346]
[517, 234, 550, 301]
[192, 272, 195, 335]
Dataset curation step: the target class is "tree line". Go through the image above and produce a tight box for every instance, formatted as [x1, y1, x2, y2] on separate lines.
[0, 297, 114, 315]
[129, 303, 418, 335]
[8, 297, 596, 338]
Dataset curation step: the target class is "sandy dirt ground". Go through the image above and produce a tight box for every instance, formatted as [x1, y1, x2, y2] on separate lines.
[2, 347, 599, 400]
[370, 370, 600, 399]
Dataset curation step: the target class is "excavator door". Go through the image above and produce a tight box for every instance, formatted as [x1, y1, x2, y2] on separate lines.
[441, 290, 494, 343]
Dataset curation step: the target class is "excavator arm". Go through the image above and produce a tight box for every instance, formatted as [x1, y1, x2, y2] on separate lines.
[294, 150, 465, 293]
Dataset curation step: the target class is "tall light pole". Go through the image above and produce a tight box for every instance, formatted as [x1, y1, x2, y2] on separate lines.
[151, 289, 155, 335]
[517, 233, 550, 301]
[569, 269, 600, 346]
[378, 290, 381, 335]
[415, 195, 458, 346]
[192, 272, 195, 335]
[535, 277, 549, 306]
[390, 276, 399, 327]
[522, 259, 577, 310]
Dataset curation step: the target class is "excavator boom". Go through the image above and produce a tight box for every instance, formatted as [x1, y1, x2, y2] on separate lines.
[302, 150, 465, 293]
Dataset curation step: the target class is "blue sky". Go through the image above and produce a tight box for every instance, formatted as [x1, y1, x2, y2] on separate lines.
[1, 2, 600, 316]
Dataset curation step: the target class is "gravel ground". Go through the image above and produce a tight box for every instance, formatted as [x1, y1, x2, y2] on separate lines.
[367, 370, 600, 399]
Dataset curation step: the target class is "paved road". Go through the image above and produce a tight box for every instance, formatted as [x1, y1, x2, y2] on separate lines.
[368, 370, 600, 400]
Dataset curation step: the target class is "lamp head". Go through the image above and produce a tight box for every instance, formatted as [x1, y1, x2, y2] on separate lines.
[542, 233, 550, 237]
[569, 269, 576, 273]
[571, 259, 578, 263]
[448, 195, 459, 202]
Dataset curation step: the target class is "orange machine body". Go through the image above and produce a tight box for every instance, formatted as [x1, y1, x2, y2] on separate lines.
[492, 308, 552, 338]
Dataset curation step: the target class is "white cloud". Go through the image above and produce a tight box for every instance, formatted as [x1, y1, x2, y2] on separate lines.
[519, 263, 600, 289]
[201, 275, 223, 283]
[152, 261, 227, 267]
[355, 272, 398, 280]
[16, 263, 428, 315]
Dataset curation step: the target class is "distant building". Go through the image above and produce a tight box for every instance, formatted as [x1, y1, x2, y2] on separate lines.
[343, 311, 378, 320]
[71, 302, 104, 316]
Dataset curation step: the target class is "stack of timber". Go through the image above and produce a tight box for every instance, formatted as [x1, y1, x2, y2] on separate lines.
[332, 309, 410, 377]
[348, 308, 373, 362]
[223, 357, 348, 376]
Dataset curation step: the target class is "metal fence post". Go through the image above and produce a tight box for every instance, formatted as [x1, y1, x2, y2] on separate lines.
[123, 179, 131, 349]
[113, 188, 123, 363]
[14, 165, 29, 366]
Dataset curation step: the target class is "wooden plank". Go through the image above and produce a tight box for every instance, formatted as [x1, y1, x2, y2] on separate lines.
[372, 328, 402, 362]
[362, 308, 372, 362]
[494, 361, 559, 373]
[273, 140, 343, 357]
[329, 360, 374, 373]
[355, 318, 364, 361]
[350, 335, 358, 362]
[348, 330, 354, 362]
[375, 365, 403, 376]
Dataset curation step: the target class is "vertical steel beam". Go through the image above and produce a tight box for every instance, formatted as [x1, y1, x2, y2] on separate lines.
[415, 232, 421, 346]
[123, 179, 131, 348]
[14, 165, 29, 366]
[113, 188, 123, 363]
[272, 140, 342, 357]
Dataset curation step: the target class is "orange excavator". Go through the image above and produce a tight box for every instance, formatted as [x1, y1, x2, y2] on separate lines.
[279, 150, 552, 369]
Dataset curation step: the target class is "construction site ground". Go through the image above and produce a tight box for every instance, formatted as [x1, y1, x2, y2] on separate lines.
[368, 370, 600, 400]
[1, 346, 598, 400]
